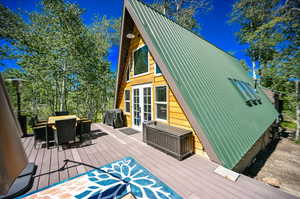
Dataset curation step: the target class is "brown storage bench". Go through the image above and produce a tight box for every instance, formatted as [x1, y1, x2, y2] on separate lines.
[143, 121, 193, 160]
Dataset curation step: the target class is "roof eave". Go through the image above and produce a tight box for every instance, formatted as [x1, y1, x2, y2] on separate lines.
[114, 2, 127, 108]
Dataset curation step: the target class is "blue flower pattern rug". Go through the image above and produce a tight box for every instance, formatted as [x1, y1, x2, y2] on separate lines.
[20, 157, 183, 199]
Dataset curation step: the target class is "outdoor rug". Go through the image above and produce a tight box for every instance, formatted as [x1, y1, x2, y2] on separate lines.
[19, 157, 182, 199]
[119, 128, 141, 136]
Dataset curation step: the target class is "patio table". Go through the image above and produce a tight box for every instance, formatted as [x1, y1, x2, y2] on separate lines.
[48, 115, 80, 125]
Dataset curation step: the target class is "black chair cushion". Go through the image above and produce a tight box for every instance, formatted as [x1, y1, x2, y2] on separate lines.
[0, 175, 33, 199]
[18, 163, 37, 178]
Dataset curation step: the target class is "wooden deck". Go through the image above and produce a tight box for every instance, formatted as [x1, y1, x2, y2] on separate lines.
[22, 123, 297, 199]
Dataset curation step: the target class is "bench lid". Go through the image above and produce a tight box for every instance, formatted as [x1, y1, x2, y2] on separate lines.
[147, 123, 192, 137]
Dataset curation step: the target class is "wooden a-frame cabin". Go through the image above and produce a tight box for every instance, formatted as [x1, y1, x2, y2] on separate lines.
[114, 0, 278, 171]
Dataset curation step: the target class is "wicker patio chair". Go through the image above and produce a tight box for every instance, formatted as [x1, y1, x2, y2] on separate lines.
[33, 125, 54, 148]
[76, 119, 92, 143]
[54, 118, 76, 146]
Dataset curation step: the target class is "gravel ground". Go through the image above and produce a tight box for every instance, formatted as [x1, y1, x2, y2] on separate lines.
[245, 133, 300, 197]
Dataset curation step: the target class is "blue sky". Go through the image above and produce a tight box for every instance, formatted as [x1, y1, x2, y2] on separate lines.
[0, 0, 249, 72]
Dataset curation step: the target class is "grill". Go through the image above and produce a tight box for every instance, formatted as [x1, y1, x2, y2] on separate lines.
[143, 121, 193, 160]
[103, 109, 124, 128]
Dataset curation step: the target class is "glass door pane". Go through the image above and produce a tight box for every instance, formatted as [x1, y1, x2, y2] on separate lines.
[143, 87, 152, 122]
[133, 88, 140, 126]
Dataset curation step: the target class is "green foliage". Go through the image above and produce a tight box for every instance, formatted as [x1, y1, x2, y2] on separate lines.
[0, 4, 26, 67]
[142, 0, 212, 32]
[0, 0, 120, 122]
[239, 59, 250, 72]
[280, 120, 297, 130]
[230, 0, 283, 70]
[230, 0, 300, 119]
[0, 4, 25, 40]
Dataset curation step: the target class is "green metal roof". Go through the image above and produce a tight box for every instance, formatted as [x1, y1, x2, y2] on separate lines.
[124, 0, 278, 169]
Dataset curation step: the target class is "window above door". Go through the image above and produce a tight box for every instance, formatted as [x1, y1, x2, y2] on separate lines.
[133, 45, 149, 77]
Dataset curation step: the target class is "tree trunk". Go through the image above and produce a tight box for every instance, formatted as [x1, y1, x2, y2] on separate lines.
[162, 0, 167, 15]
[32, 89, 37, 115]
[60, 63, 66, 111]
[252, 61, 258, 89]
[60, 80, 65, 111]
[16, 82, 21, 118]
[252, 61, 257, 80]
[55, 79, 58, 111]
[296, 80, 300, 141]
[175, 0, 183, 12]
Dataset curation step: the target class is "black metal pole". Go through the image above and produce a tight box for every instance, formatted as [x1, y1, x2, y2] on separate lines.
[15, 81, 27, 137]
[16, 83, 21, 118]
[33, 159, 129, 185]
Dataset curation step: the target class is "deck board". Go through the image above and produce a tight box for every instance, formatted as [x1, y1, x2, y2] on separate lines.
[49, 147, 59, 185]
[24, 137, 34, 163]
[30, 144, 45, 192]
[65, 148, 78, 177]
[22, 136, 32, 155]
[38, 146, 51, 189]
[21, 123, 298, 199]
[58, 147, 69, 181]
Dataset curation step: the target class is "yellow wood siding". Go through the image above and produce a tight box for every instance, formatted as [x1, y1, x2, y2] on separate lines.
[116, 26, 205, 156]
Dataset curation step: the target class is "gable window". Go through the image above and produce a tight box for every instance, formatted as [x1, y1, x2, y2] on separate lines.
[155, 86, 167, 121]
[133, 45, 149, 76]
[124, 90, 130, 113]
[155, 63, 162, 75]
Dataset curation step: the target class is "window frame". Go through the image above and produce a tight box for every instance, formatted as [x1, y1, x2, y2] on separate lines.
[142, 86, 153, 123]
[124, 89, 131, 114]
[132, 45, 150, 78]
[154, 62, 162, 76]
[154, 85, 168, 122]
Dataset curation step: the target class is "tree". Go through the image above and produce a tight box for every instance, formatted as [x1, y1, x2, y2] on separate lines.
[0, 0, 119, 121]
[230, 0, 300, 140]
[142, 0, 212, 32]
[229, 0, 283, 84]
[0, 4, 26, 67]
[0, 4, 26, 40]
[279, 0, 300, 78]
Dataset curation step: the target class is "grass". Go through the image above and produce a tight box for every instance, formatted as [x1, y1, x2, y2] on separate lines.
[280, 117, 300, 144]
[280, 120, 297, 130]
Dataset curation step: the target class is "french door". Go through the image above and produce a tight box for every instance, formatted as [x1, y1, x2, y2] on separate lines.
[132, 84, 152, 131]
